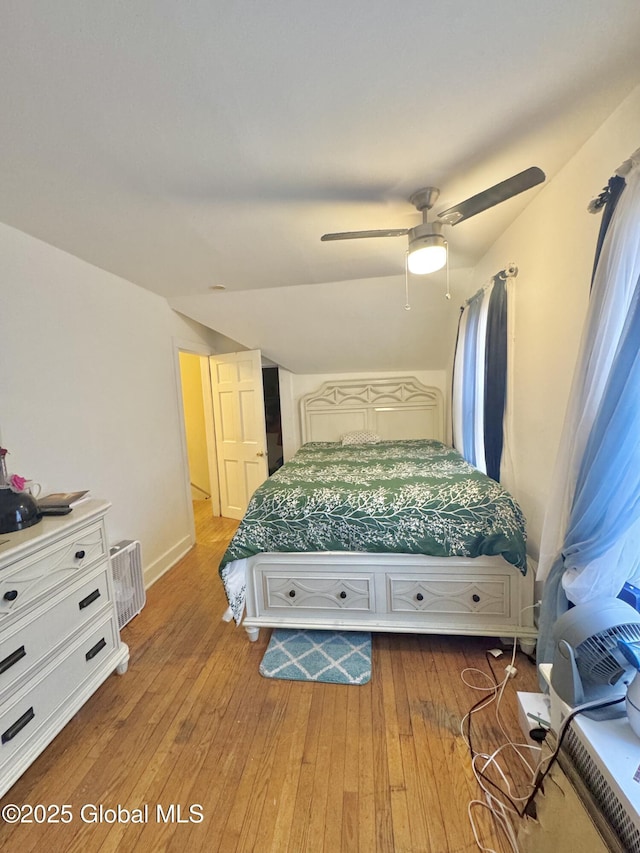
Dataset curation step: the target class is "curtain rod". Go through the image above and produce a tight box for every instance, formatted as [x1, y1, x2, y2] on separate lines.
[463, 264, 518, 306]
[497, 263, 519, 280]
[588, 146, 640, 213]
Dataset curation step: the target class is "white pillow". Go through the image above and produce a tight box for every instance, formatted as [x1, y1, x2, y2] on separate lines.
[341, 430, 381, 446]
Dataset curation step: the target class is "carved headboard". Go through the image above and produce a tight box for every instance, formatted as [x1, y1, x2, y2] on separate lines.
[300, 377, 445, 444]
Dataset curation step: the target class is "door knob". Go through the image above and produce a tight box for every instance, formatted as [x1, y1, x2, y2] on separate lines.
[256, 451, 265, 457]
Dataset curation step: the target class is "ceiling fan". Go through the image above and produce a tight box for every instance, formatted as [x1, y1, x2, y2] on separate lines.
[321, 166, 545, 274]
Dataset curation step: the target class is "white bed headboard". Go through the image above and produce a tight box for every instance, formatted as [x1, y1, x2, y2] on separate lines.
[300, 377, 445, 444]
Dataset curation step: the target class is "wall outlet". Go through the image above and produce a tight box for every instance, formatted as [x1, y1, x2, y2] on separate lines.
[517, 691, 551, 744]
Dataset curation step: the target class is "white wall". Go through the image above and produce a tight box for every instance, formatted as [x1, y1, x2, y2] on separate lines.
[0, 222, 220, 584]
[466, 84, 640, 561]
[279, 368, 449, 458]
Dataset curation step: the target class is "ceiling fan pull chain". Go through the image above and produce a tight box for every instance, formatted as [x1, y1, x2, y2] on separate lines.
[404, 252, 411, 310]
[445, 242, 451, 300]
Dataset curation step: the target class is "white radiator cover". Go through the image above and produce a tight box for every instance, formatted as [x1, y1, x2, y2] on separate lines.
[539, 663, 640, 851]
[561, 716, 640, 852]
[109, 540, 146, 629]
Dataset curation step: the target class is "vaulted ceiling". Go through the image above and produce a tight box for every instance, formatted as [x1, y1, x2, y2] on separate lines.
[2, 2, 640, 372]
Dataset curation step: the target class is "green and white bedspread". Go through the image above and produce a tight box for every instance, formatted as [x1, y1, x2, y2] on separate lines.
[219, 440, 527, 622]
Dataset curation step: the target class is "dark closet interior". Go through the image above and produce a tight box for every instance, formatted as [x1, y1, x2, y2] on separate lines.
[262, 367, 283, 475]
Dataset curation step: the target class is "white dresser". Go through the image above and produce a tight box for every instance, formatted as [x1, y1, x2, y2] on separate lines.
[0, 499, 129, 798]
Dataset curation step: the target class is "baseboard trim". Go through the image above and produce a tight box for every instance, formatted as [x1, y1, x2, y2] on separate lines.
[143, 535, 193, 589]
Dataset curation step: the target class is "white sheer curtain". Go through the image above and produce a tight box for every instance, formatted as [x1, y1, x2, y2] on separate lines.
[452, 271, 513, 482]
[452, 281, 491, 475]
[452, 307, 468, 455]
[537, 149, 640, 600]
[452, 287, 488, 471]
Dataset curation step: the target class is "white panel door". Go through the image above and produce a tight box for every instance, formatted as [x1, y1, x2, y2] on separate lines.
[210, 350, 268, 520]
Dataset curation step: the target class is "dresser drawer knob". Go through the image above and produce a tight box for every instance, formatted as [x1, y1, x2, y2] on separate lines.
[339, 591, 347, 599]
[2, 706, 35, 744]
[472, 594, 481, 603]
[79, 589, 101, 610]
[0, 645, 26, 675]
[288, 590, 296, 598]
[85, 637, 107, 662]
[75, 550, 86, 560]
[416, 593, 424, 601]
[3, 590, 18, 602]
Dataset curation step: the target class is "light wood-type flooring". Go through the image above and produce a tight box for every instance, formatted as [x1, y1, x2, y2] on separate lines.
[0, 501, 541, 853]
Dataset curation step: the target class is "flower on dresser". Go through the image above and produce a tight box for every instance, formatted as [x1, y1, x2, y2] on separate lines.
[9, 474, 26, 491]
[0, 447, 26, 492]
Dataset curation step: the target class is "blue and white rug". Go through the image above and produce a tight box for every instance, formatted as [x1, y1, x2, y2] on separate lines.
[259, 628, 372, 685]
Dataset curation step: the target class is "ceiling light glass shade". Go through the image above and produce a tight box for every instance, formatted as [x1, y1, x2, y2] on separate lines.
[407, 233, 447, 274]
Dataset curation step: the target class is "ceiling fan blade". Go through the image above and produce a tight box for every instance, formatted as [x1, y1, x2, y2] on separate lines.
[321, 228, 409, 241]
[437, 166, 546, 226]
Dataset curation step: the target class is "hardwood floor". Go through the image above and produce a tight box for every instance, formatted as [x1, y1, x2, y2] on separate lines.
[0, 502, 540, 852]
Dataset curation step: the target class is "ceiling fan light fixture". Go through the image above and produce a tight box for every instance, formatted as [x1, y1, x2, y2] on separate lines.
[320, 169, 545, 275]
[407, 233, 447, 275]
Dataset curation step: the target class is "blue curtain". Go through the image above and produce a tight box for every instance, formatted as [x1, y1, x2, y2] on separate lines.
[483, 276, 508, 481]
[538, 275, 640, 664]
[537, 173, 637, 667]
[565, 282, 640, 563]
[591, 175, 626, 287]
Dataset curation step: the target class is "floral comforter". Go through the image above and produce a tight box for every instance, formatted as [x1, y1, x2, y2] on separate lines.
[219, 440, 527, 621]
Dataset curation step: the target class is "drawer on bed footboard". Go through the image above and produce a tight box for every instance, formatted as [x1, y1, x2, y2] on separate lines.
[260, 574, 374, 613]
[388, 574, 511, 619]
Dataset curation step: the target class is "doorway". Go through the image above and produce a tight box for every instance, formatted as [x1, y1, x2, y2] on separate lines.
[176, 347, 283, 538]
[176, 348, 220, 551]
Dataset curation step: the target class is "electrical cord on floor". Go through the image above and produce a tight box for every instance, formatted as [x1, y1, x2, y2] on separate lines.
[519, 649, 537, 666]
[463, 652, 522, 813]
[465, 677, 626, 852]
[464, 646, 544, 802]
[464, 604, 542, 852]
[518, 694, 625, 818]
[463, 647, 545, 853]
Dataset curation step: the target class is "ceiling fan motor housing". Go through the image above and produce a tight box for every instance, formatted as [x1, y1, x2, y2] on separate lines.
[408, 221, 444, 242]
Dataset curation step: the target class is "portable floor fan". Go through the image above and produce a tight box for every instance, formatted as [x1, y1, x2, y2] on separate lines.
[321, 167, 545, 274]
[551, 598, 640, 720]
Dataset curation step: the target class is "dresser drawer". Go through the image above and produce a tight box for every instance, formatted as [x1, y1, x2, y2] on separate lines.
[0, 567, 112, 700]
[0, 521, 107, 620]
[261, 573, 374, 613]
[388, 573, 511, 619]
[0, 615, 119, 773]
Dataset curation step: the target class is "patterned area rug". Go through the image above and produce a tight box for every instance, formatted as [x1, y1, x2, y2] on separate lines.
[259, 628, 372, 685]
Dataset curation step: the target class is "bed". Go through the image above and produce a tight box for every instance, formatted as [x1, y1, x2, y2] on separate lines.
[219, 377, 537, 651]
